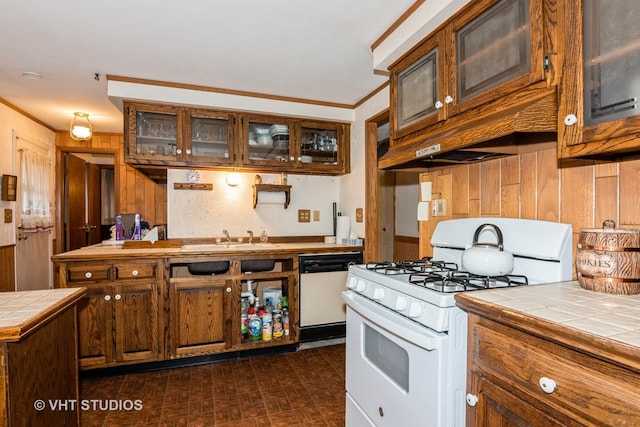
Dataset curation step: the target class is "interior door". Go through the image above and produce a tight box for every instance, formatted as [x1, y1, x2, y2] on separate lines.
[66, 154, 101, 250]
[15, 134, 53, 291]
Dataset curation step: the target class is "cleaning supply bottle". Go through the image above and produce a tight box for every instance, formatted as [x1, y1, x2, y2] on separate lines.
[260, 227, 268, 243]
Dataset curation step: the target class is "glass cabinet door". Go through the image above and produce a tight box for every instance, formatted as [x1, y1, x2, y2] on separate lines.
[133, 110, 178, 159]
[187, 110, 234, 165]
[244, 116, 293, 166]
[583, 0, 640, 127]
[299, 123, 341, 169]
[452, 0, 539, 114]
[396, 48, 440, 131]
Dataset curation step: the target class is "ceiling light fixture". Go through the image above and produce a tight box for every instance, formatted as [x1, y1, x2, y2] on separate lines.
[70, 112, 93, 141]
[22, 71, 42, 80]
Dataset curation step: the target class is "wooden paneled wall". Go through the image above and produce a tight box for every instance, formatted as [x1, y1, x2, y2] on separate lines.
[55, 132, 166, 252]
[419, 143, 640, 270]
[0, 245, 15, 292]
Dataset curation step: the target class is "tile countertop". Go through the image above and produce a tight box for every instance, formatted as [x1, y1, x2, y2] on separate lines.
[455, 281, 640, 372]
[0, 288, 86, 342]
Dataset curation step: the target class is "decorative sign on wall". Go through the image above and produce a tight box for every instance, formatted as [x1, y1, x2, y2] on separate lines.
[1, 175, 17, 201]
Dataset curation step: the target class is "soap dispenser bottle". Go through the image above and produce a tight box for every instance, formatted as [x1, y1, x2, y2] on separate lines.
[260, 227, 268, 243]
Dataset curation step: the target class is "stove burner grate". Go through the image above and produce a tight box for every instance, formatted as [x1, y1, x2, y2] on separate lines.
[408, 271, 529, 293]
[366, 260, 458, 275]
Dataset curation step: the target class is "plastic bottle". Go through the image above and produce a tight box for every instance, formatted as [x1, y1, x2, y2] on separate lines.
[248, 307, 262, 341]
[272, 310, 284, 339]
[261, 312, 273, 341]
[282, 308, 290, 337]
[260, 227, 268, 243]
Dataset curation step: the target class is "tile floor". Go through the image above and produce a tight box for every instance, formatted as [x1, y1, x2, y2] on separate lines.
[80, 343, 346, 427]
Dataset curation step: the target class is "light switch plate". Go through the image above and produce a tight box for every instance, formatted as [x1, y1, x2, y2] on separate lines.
[313, 210, 320, 221]
[355, 208, 363, 222]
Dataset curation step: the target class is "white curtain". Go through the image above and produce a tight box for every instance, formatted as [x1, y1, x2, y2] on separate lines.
[20, 150, 53, 232]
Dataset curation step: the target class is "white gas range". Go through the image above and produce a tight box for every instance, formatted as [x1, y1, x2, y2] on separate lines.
[342, 218, 573, 427]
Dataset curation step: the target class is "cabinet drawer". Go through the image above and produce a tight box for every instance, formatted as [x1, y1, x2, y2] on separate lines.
[115, 263, 157, 280]
[67, 264, 112, 283]
[472, 318, 640, 425]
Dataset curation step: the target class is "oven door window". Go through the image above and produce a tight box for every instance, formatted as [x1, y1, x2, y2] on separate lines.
[364, 324, 409, 392]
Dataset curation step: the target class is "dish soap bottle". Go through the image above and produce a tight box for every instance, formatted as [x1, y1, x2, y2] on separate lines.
[260, 227, 268, 243]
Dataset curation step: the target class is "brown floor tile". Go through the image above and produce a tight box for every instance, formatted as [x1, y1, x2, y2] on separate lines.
[80, 343, 345, 426]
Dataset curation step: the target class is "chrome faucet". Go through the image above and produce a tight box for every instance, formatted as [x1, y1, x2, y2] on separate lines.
[222, 229, 231, 243]
[247, 230, 254, 244]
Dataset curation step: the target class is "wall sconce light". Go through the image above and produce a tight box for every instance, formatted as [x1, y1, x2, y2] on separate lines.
[226, 171, 242, 187]
[70, 112, 93, 141]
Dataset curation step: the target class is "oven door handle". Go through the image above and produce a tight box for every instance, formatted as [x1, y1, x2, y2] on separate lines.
[342, 291, 441, 351]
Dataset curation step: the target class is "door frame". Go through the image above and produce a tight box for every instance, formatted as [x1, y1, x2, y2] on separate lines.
[364, 109, 390, 263]
[54, 146, 119, 255]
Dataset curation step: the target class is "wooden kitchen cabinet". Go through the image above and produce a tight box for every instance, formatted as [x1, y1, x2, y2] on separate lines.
[125, 101, 350, 176]
[558, 0, 640, 159]
[124, 101, 235, 167]
[240, 114, 350, 174]
[464, 313, 640, 426]
[57, 259, 163, 369]
[168, 276, 231, 358]
[389, 0, 551, 147]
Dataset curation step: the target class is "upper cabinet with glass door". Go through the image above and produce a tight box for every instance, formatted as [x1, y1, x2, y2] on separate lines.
[185, 109, 235, 166]
[241, 115, 295, 169]
[125, 103, 181, 163]
[298, 121, 349, 173]
[390, 0, 548, 144]
[559, 0, 640, 159]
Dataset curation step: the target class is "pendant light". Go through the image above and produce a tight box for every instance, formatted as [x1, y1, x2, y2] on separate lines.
[70, 112, 93, 141]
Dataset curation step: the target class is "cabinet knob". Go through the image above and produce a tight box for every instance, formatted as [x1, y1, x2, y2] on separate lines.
[226, 287, 232, 293]
[176, 149, 182, 155]
[539, 377, 556, 394]
[132, 270, 139, 277]
[290, 156, 295, 161]
[466, 393, 478, 407]
[186, 149, 192, 155]
[444, 95, 454, 104]
[85, 272, 93, 279]
[298, 156, 302, 161]
[104, 295, 111, 301]
[564, 114, 578, 126]
[114, 294, 122, 301]
[435, 100, 444, 109]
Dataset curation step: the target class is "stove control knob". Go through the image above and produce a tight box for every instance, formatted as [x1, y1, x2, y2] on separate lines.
[394, 296, 408, 311]
[356, 279, 366, 292]
[408, 302, 422, 318]
[347, 276, 358, 290]
[372, 288, 385, 301]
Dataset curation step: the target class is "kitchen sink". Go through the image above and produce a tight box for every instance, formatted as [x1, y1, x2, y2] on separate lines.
[187, 261, 230, 275]
[180, 243, 279, 252]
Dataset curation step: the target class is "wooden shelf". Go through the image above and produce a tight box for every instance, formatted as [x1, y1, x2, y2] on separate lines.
[252, 184, 291, 209]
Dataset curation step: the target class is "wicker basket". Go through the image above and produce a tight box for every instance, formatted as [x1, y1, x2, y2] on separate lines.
[576, 221, 640, 294]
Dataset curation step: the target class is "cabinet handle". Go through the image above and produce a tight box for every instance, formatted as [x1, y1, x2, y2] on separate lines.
[539, 377, 556, 394]
[85, 272, 93, 279]
[186, 149, 192, 155]
[297, 156, 302, 161]
[466, 393, 478, 407]
[131, 270, 139, 277]
[564, 114, 578, 126]
[114, 294, 122, 301]
[176, 149, 182, 155]
[444, 95, 454, 104]
[226, 287, 232, 293]
[290, 156, 295, 161]
[435, 100, 444, 109]
[104, 295, 111, 301]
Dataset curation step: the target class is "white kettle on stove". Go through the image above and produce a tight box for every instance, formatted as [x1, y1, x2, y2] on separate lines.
[461, 223, 514, 276]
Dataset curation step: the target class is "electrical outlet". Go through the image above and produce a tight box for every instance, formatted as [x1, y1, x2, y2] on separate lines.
[298, 209, 311, 222]
[313, 210, 320, 221]
[355, 208, 363, 222]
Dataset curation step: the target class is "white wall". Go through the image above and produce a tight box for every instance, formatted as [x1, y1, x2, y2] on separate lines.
[167, 169, 339, 238]
[0, 103, 55, 246]
[340, 86, 391, 240]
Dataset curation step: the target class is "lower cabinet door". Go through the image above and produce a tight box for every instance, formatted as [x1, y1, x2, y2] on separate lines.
[113, 282, 161, 364]
[76, 285, 114, 369]
[468, 374, 576, 427]
[169, 279, 229, 358]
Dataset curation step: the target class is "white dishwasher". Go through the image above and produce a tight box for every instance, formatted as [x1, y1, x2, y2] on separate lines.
[298, 252, 363, 342]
